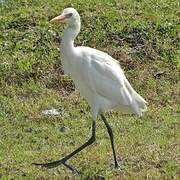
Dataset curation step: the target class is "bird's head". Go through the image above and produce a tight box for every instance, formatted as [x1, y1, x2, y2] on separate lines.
[50, 8, 80, 28]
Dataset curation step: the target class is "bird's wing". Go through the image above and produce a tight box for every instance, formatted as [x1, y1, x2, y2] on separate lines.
[82, 49, 133, 106]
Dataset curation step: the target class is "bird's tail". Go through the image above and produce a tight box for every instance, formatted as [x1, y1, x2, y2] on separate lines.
[124, 79, 148, 116]
[132, 91, 147, 116]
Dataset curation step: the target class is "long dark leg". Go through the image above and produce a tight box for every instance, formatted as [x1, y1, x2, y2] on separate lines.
[33, 120, 96, 170]
[100, 114, 119, 168]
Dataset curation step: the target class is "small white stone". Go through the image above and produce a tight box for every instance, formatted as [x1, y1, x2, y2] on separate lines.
[41, 108, 60, 116]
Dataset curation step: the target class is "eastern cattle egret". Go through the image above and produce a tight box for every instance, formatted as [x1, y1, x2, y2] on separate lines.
[34, 8, 147, 171]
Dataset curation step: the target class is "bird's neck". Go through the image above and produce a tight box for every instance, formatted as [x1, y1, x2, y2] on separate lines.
[61, 25, 80, 51]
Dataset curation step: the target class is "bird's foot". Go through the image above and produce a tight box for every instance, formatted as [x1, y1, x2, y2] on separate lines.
[33, 159, 80, 174]
[114, 163, 119, 169]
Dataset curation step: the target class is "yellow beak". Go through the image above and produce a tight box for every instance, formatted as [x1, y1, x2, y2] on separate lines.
[50, 15, 66, 22]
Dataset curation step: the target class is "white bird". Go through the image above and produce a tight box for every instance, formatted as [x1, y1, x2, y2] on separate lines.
[34, 7, 147, 171]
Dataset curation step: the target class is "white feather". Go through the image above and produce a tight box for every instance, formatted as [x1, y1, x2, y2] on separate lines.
[58, 8, 147, 119]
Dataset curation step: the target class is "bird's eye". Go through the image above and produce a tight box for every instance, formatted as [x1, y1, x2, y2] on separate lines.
[67, 13, 73, 17]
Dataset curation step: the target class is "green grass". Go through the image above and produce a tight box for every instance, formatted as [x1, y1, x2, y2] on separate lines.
[0, 0, 179, 179]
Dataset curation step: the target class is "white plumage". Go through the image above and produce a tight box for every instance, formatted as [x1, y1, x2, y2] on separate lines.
[57, 8, 147, 120]
[34, 7, 147, 170]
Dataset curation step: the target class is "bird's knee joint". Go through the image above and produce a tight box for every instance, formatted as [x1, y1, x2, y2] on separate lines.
[88, 135, 96, 144]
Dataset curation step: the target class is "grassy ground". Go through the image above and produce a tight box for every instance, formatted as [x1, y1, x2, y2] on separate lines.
[0, 0, 179, 179]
